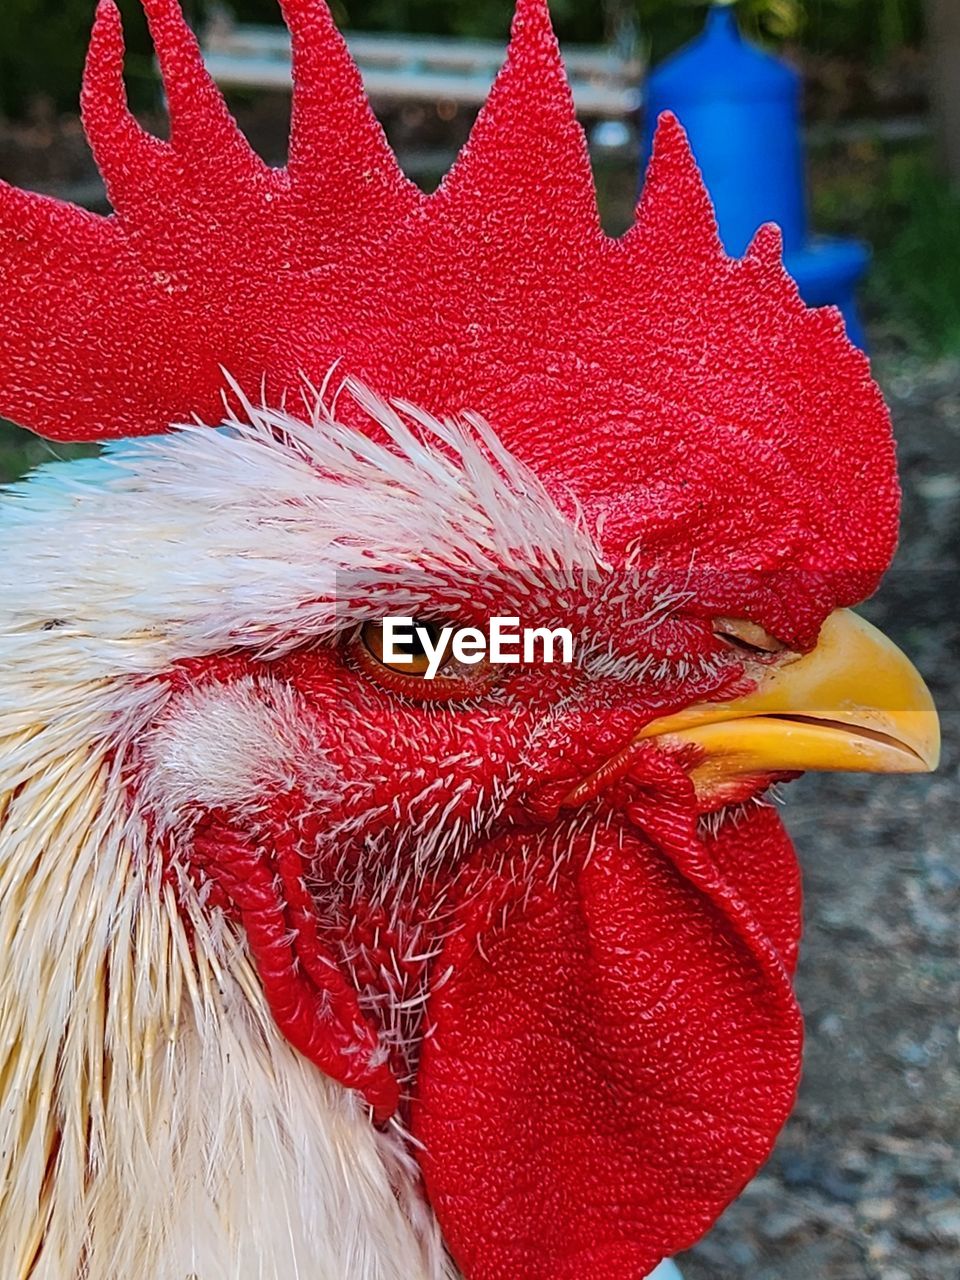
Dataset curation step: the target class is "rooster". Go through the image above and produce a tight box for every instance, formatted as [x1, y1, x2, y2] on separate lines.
[0, 1, 940, 1278]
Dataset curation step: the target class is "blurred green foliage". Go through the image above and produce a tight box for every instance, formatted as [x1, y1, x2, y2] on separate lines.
[636, 0, 925, 57]
[877, 165, 960, 355]
[0, 1, 154, 118]
[814, 143, 960, 356]
[228, 0, 929, 60]
[0, 0, 928, 119]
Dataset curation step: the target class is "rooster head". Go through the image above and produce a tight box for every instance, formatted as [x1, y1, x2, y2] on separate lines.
[0, 2, 939, 1278]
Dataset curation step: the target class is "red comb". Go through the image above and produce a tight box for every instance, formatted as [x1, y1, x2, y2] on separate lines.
[0, 0, 886, 461]
[0, 1, 898, 617]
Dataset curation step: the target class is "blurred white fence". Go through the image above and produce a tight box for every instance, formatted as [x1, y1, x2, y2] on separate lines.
[201, 15, 644, 119]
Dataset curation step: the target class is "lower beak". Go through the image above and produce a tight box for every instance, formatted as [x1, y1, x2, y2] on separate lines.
[639, 609, 940, 798]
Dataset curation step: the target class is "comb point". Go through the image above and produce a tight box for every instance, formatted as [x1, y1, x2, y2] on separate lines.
[140, 0, 251, 159]
[82, 0, 163, 202]
[278, 0, 420, 222]
[632, 112, 721, 256]
[502, 0, 568, 100]
[509, 0, 556, 43]
[437, 0, 595, 233]
[746, 222, 784, 268]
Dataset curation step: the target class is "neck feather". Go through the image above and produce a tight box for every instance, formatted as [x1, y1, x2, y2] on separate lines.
[0, 687, 452, 1280]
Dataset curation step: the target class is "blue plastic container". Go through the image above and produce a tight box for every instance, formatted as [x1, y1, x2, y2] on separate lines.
[641, 4, 869, 346]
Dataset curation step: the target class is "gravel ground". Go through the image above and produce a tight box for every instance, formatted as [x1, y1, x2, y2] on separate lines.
[679, 353, 960, 1280]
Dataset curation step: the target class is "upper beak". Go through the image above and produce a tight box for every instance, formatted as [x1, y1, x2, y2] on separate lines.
[639, 609, 940, 798]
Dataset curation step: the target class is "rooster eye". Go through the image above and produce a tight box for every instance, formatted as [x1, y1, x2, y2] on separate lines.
[713, 617, 787, 656]
[360, 620, 452, 676]
[353, 619, 496, 703]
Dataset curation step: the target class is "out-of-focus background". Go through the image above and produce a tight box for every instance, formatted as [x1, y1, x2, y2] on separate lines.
[0, 2, 958, 1277]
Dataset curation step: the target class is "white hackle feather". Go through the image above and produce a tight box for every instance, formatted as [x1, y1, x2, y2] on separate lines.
[0, 381, 603, 1280]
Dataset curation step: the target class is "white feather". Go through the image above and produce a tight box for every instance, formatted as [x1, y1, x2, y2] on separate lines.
[0, 382, 598, 1280]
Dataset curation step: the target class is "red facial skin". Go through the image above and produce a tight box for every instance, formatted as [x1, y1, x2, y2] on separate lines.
[0, 0, 900, 1275]
[145, 597, 803, 1280]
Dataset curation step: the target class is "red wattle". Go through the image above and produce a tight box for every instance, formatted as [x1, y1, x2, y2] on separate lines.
[192, 823, 400, 1123]
[412, 803, 803, 1278]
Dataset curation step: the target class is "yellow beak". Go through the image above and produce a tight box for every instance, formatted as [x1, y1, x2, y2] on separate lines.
[639, 609, 940, 798]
